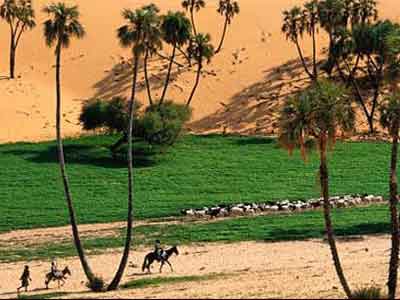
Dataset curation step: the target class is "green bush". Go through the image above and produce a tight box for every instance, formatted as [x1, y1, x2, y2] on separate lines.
[80, 99, 191, 157]
[352, 286, 386, 299]
[79, 97, 141, 134]
[142, 101, 192, 145]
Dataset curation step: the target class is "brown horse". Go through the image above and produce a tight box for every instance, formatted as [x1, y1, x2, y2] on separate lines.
[45, 266, 71, 289]
[142, 246, 179, 273]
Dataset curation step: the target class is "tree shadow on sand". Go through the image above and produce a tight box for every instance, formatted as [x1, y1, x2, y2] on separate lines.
[92, 55, 193, 101]
[189, 58, 313, 136]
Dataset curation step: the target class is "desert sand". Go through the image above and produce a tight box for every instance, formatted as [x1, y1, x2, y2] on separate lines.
[0, 229, 393, 299]
[1, 0, 399, 144]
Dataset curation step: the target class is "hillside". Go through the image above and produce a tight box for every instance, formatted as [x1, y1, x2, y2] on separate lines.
[1, 0, 399, 143]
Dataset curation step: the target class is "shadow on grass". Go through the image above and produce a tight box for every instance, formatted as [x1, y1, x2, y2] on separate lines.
[2, 143, 158, 169]
[265, 221, 390, 242]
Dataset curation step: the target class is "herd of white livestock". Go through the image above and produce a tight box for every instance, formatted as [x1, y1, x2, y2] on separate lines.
[181, 194, 385, 219]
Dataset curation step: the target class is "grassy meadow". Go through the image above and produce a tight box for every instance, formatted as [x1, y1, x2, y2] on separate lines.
[0, 133, 394, 233]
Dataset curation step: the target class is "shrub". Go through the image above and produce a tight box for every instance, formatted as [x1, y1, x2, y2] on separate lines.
[142, 101, 192, 145]
[80, 97, 141, 133]
[86, 276, 106, 292]
[352, 286, 386, 299]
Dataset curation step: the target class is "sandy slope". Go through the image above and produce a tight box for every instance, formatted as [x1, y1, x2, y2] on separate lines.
[1, 0, 399, 143]
[0, 234, 394, 299]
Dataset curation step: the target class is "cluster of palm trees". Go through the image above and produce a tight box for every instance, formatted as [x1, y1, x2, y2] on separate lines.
[281, 0, 398, 134]
[1, 0, 240, 292]
[279, 64, 400, 299]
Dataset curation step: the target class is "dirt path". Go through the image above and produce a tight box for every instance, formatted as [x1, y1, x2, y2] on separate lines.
[0, 235, 393, 299]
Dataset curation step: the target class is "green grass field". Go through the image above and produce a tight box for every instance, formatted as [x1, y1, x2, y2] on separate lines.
[0, 204, 390, 263]
[0, 134, 393, 233]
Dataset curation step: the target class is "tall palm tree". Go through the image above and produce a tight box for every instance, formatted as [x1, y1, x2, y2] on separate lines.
[159, 11, 191, 105]
[0, 0, 35, 79]
[303, 0, 319, 80]
[182, 0, 205, 35]
[380, 94, 400, 300]
[186, 33, 214, 107]
[282, 6, 314, 80]
[215, 0, 239, 54]
[42, 2, 95, 284]
[279, 80, 354, 299]
[107, 7, 152, 290]
[141, 4, 162, 106]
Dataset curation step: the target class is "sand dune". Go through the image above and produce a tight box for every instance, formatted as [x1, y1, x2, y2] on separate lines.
[1, 0, 400, 143]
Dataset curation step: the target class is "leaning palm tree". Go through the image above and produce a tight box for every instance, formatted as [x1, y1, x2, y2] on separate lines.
[380, 94, 400, 300]
[186, 33, 214, 107]
[282, 6, 314, 80]
[142, 4, 162, 106]
[215, 0, 239, 54]
[0, 0, 36, 79]
[159, 11, 192, 105]
[182, 0, 205, 35]
[42, 2, 95, 284]
[303, 0, 319, 79]
[107, 7, 151, 291]
[279, 80, 354, 299]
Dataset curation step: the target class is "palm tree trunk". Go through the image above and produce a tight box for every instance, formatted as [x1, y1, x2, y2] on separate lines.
[55, 41, 95, 283]
[9, 35, 15, 79]
[319, 134, 352, 299]
[107, 54, 139, 291]
[186, 61, 202, 107]
[388, 126, 400, 299]
[144, 50, 153, 106]
[159, 45, 176, 105]
[295, 39, 314, 81]
[215, 17, 228, 54]
[311, 23, 317, 79]
[191, 7, 197, 35]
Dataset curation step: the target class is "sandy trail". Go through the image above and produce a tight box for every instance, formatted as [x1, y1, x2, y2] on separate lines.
[0, 235, 393, 299]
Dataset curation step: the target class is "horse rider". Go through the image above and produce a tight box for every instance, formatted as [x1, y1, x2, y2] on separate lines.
[17, 265, 32, 293]
[154, 239, 165, 260]
[51, 259, 59, 276]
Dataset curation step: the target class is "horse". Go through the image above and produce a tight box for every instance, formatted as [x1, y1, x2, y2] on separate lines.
[45, 266, 72, 289]
[142, 246, 179, 274]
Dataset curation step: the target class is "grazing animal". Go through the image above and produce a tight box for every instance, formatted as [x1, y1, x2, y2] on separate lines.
[45, 266, 71, 289]
[142, 246, 179, 274]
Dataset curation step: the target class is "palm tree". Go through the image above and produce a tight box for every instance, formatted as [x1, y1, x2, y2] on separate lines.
[42, 2, 95, 284]
[0, 0, 35, 79]
[282, 6, 314, 81]
[303, 0, 319, 79]
[186, 33, 214, 107]
[279, 80, 354, 299]
[215, 0, 239, 54]
[182, 0, 205, 35]
[380, 94, 400, 299]
[107, 7, 151, 290]
[159, 11, 191, 105]
[142, 4, 162, 106]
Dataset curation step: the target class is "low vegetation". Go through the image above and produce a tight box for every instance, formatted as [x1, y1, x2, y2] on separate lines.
[0, 204, 390, 263]
[0, 134, 396, 233]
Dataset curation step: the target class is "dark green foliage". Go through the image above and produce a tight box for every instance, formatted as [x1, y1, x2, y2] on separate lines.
[79, 97, 137, 133]
[352, 286, 386, 299]
[142, 101, 192, 145]
[80, 99, 190, 150]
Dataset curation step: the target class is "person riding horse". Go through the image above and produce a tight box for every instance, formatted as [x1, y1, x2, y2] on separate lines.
[51, 260, 58, 277]
[154, 239, 165, 260]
